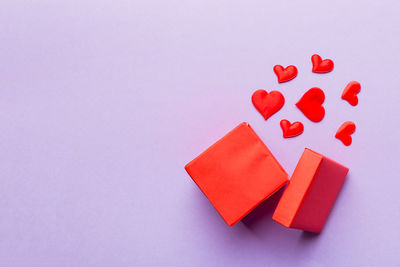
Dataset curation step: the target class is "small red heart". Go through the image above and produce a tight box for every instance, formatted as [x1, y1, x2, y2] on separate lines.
[341, 81, 361, 106]
[311, 54, 334, 73]
[296, 87, 325, 122]
[280, 119, 304, 138]
[273, 65, 298, 83]
[252, 89, 285, 120]
[335, 121, 356, 146]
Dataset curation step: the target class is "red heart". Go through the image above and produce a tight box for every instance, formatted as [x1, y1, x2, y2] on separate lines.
[311, 54, 334, 73]
[273, 65, 298, 83]
[252, 89, 285, 120]
[280, 119, 304, 138]
[341, 81, 361, 106]
[296, 87, 325, 122]
[335, 121, 356, 146]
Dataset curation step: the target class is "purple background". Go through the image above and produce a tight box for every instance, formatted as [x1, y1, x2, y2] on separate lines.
[1, 0, 399, 266]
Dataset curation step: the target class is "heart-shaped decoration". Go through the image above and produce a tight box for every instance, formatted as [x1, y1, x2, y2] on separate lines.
[335, 121, 356, 146]
[273, 65, 298, 83]
[311, 54, 334, 73]
[296, 87, 325, 122]
[280, 119, 304, 138]
[252, 89, 285, 120]
[342, 81, 361, 106]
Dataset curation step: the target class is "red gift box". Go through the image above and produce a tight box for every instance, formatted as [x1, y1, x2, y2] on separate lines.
[273, 148, 348, 233]
[185, 122, 288, 226]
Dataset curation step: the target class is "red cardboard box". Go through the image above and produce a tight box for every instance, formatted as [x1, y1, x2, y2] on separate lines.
[185, 122, 288, 226]
[273, 148, 348, 233]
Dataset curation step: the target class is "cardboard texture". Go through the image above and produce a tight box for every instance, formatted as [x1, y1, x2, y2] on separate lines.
[272, 148, 348, 233]
[185, 122, 289, 226]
